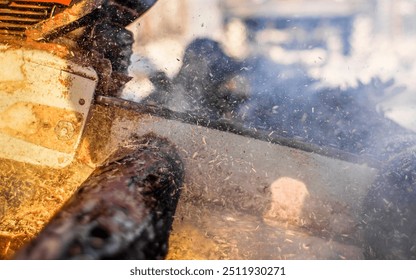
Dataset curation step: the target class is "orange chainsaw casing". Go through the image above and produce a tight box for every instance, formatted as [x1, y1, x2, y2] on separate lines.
[24, 0, 72, 5]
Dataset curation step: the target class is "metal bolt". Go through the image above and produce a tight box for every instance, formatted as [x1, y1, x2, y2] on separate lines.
[55, 120, 75, 141]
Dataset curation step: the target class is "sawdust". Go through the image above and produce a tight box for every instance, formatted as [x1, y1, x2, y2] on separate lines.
[167, 224, 221, 260]
[167, 198, 363, 260]
[76, 105, 116, 165]
[0, 158, 94, 259]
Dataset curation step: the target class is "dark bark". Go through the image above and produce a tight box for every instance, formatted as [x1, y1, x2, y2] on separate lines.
[14, 133, 184, 260]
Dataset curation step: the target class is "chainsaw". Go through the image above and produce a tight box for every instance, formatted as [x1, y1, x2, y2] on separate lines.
[0, 0, 410, 260]
[0, 0, 185, 260]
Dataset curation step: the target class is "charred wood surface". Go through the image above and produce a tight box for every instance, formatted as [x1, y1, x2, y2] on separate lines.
[14, 133, 184, 260]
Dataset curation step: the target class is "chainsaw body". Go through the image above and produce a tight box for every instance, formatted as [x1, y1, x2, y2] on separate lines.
[0, 0, 158, 167]
[0, 0, 101, 168]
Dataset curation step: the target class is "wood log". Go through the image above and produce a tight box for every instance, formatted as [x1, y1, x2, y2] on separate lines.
[14, 133, 184, 259]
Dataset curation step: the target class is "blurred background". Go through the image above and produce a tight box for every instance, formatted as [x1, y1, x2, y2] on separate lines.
[126, 0, 416, 131]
